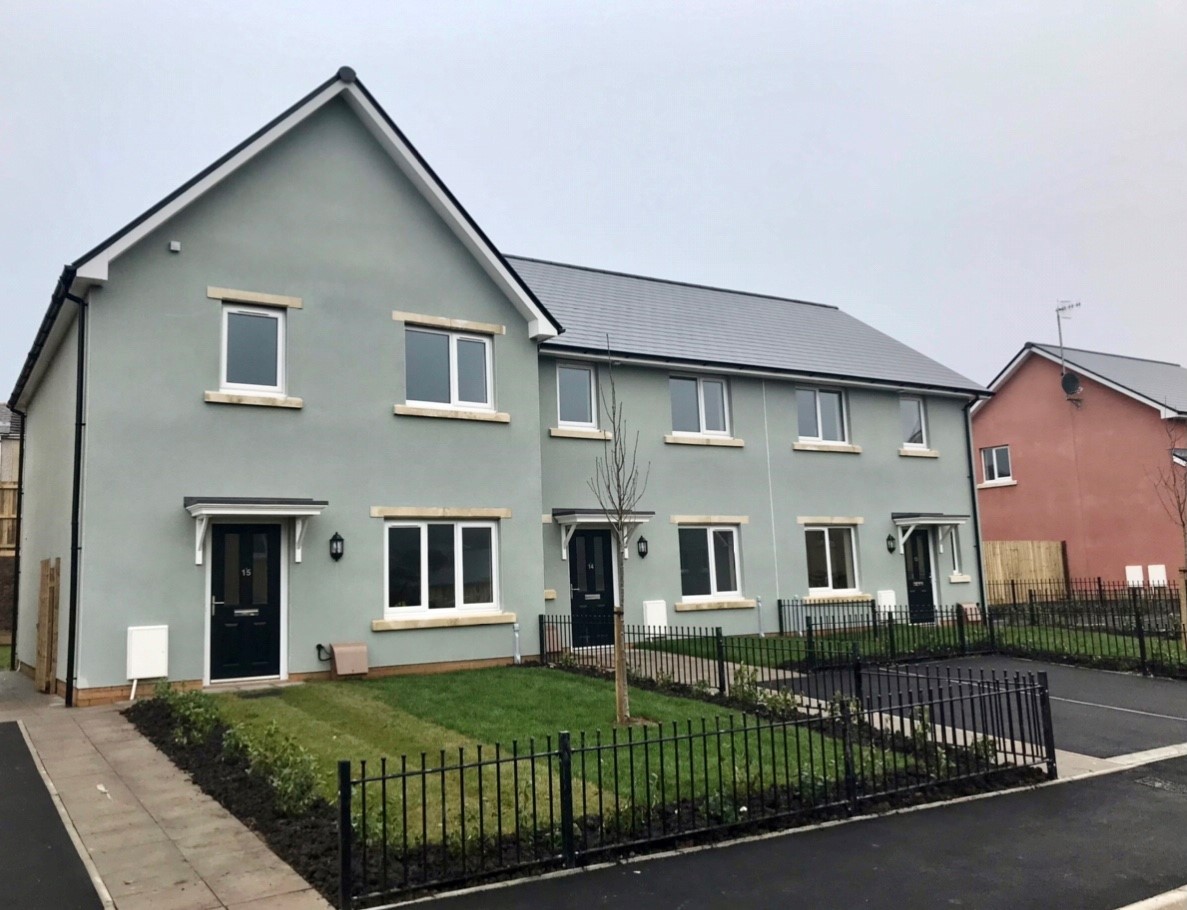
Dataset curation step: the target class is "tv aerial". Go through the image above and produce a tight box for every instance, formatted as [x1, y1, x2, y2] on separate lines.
[1056, 300, 1082, 403]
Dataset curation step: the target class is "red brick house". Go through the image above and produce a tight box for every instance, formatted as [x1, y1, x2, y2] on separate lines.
[973, 343, 1187, 583]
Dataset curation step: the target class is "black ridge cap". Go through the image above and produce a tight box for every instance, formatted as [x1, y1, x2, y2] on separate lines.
[347, 80, 562, 338]
[1030, 340, 1182, 369]
[508, 254, 839, 311]
[539, 341, 988, 398]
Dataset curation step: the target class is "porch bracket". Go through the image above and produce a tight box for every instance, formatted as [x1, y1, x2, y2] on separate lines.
[194, 516, 210, 565]
[560, 523, 576, 561]
[293, 517, 308, 563]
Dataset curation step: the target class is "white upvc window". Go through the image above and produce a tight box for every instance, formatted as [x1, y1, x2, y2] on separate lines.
[900, 396, 927, 448]
[796, 388, 847, 442]
[949, 527, 963, 575]
[981, 445, 1012, 483]
[384, 521, 499, 616]
[556, 363, 597, 429]
[678, 525, 742, 601]
[220, 304, 285, 395]
[670, 376, 730, 436]
[804, 526, 860, 595]
[405, 327, 493, 410]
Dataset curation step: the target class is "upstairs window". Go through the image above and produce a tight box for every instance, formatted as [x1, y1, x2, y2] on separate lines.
[405, 328, 491, 409]
[221, 305, 285, 395]
[557, 364, 596, 428]
[797, 388, 846, 442]
[900, 396, 927, 448]
[678, 526, 741, 600]
[670, 376, 730, 436]
[981, 445, 1013, 483]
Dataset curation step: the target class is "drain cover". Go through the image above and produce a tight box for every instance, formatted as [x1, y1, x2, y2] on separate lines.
[1135, 776, 1187, 796]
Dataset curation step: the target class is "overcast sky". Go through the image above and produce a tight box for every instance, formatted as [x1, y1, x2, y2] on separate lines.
[2, 1, 1185, 395]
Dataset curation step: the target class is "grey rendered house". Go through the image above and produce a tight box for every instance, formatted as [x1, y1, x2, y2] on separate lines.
[8, 69, 987, 705]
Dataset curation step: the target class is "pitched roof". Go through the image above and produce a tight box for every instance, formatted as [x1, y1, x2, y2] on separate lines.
[1000, 343, 1187, 414]
[510, 257, 984, 394]
[10, 67, 561, 410]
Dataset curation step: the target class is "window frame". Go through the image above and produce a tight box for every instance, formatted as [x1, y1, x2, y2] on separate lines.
[899, 396, 928, 449]
[677, 525, 743, 602]
[804, 525, 861, 596]
[981, 445, 1013, 483]
[383, 520, 500, 617]
[670, 375, 732, 438]
[556, 362, 598, 429]
[796, 387, 848, 443]
[220, 303, 286, 396]
[404, 327, 494, 411]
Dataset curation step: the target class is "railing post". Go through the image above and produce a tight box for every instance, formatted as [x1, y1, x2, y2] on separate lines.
[886, 613, 897, 660]
[558, 732, 576, 867]
[840, 700, 859, 811]
[1037, 672, 1058, 780]
[538, 614, 547, 664]
[1010, 578, 1018, 612]
[338, 760, 353, 910]
[777, 599, 785, 636]
[1028, 590, 1038, 626]
[851, 643, 864, 708]
[956, 602, 967, 655]
[714, 628, 728, 696]
[1133, 588, 1149, 676]
[805, 616, 816, 669]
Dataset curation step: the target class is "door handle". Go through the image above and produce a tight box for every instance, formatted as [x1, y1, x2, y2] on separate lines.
[211, 598, 225, 616]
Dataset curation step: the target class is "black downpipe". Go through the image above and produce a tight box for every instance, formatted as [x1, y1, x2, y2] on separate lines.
[64, 288, 87, 707]
[963, 397, 989, 612]
[8, 409, 27, 671]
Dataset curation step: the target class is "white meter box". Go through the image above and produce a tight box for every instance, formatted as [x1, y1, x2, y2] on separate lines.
[127, 625, 169, 680]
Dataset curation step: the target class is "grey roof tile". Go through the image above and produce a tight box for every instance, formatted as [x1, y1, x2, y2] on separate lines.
[510, 257, 983, 393]
[1030, 344, 1187, 413]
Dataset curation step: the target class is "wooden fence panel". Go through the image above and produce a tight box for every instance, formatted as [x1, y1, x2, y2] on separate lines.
[983, 540, 1067, 600]
[0, 481, 15, 555]
[35, 558, 60, 693]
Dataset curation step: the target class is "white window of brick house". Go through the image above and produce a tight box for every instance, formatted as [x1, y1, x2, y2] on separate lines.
[981, 445, 1013, 483]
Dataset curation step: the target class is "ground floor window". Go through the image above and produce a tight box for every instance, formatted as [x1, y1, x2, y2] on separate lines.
[386, 521, 497, 614]
[805, 526, 859, 594]
[678, 526, 741, 599]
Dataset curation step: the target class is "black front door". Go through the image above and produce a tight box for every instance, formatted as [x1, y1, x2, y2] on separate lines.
[211, 524, 282, 680]
[569, 528, 615, 647]
[904, 529, 936, 624]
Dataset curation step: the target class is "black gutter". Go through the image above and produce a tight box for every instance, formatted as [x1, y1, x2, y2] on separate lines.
[64, 282, 86, 707]
[8, 409, 26, 671]
[963, 397, 990, 612]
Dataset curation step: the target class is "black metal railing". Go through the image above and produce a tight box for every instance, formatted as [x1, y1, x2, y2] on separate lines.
[337, 666, 1054, 908]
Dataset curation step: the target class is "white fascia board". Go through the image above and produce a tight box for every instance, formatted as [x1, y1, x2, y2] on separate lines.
[341, 86, 559, 341]
[73, 81, 348, 285]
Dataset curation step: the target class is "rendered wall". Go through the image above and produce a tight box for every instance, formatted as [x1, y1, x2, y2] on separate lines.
[974, 353, 1184, 580]
[74, 99, 545, 689]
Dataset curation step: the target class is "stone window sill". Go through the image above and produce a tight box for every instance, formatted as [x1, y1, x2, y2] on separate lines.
[801, 593, 874, 604]
[205, 391, 303, 409]
[394, 404, 510, 423]
[793, 442, 862, 454]
[899, 448, 940, 458]
[949, 574, 972, 584]
[550, 427, 612, 440]
[674, 599, 756, 612]
[372, 612, 517, 632]
[664, 435, 745, 448]
[977, 479, 1017, 489]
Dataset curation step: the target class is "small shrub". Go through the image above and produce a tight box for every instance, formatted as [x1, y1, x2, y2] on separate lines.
[730, 665, 761, 707]
[233, 721, 319, 815]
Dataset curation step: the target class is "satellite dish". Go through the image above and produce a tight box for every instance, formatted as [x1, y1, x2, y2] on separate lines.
[1061, 371, 1082, 396]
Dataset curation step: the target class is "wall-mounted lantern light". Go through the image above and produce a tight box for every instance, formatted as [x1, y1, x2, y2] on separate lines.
[637, 536, 649, 559]
[330, 532, 345, 561]
[885, 533, 897, 554]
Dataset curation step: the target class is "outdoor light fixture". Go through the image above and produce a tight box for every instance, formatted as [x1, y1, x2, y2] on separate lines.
[886, 534, 897, 554]
[637, 536, 649, 559]
[330, 532, 345, 561]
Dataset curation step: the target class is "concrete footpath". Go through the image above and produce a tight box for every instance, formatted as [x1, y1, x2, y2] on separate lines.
[0, 672, 330, 910]
[432, 754, 1187, 910]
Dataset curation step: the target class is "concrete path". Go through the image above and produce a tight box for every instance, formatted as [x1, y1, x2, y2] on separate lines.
[0, 672, 331, 910]
[430, 753, 1187, 910]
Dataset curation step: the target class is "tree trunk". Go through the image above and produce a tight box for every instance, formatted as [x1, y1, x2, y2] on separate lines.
[614, 532, 630, 724]
[1179, 564, 1187, 649]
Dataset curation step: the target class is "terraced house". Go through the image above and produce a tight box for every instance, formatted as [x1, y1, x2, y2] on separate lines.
[8, 69, 987, 705]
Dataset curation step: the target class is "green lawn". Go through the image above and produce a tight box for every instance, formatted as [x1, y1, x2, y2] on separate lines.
[0, 644, 10, 670]
[212, 667, 905, 846]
